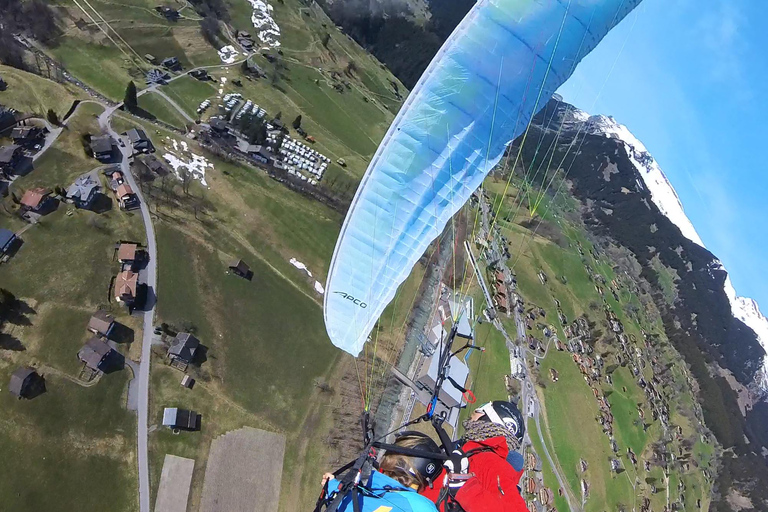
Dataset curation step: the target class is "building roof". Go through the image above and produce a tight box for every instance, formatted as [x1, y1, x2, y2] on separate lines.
[126, 128, 148, 144]
[117, 243, 138, 261]
[0, 228, 15, 251]
[91, 135, 113, 154]
[78, 337, 112, 370]
[169, 332, 199, 362]
[229, 259, 250, 274]
[162, 407, 198, 429]
[116, 183, 134, 198]
[115, 270, 138, 299]
[66, 170, 101, 202]
[209, 118, 228, 131]
[145, 156, 165, 173]
[20, 188, 49, 209]
[9, 367, 35, 397]
[10, 126, 40, 140]
[418, 352, 469, 409]
[88, 310, 115, 336]
[0, 144, 20, 163]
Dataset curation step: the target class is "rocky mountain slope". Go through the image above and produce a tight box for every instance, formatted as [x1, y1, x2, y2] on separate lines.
[515, 98, 768, 510]
[578, 108, 768, 390]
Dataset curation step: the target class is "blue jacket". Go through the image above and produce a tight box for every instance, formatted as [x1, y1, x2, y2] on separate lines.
[325, 470, 439, 512]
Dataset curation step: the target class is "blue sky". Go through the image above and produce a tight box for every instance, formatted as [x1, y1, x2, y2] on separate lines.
[557, 0, 768, 309]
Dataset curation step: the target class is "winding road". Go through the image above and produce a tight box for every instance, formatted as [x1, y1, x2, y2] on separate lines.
[98, 105, 158, 512]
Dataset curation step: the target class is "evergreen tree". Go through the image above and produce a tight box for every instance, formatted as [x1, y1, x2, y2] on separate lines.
[124, 81, 138, 112]
[292, 115, 302, 129]
[46, 108, 60, 126]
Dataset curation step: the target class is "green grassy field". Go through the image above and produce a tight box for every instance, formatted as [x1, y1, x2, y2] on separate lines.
[0, 121, 144, 511]
[138, 92, 189, 130]
[161, 76, 217, 119]
[0, 368, 137, 512]
[0, 64, 82, 117]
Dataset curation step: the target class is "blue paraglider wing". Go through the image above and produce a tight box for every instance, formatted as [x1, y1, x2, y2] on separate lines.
[324, 0, 641, 356]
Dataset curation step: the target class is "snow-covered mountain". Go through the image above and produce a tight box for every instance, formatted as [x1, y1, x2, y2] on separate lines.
[568, 106, 768, 388]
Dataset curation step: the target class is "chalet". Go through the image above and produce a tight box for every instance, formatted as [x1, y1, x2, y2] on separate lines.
[161, 56, 181, 71]
[78, 337, 114, 372]
[9, 367, 41, 399]
[144, 155, 167, 175]
[538, 488, 554, 506]
[0, 228, 16, 255]
[189, 69, 209, 81]
[162, 407, 200, 431]
[146, 69, 171, 85]
[494, 293, 509, 313]
[0, 106, 16, 131]
[87, 310, 115, 338]
[20, 188, 54, 214]
[90, 135, 114, 161]
[155, 5, 180, 20]
[10, 126, 44, 146]
[66, 170, 101, 209]
[208, 117, 229, 134]
[168, 332, 199, 364]
[125, 128, 153, 153]
[116, 183, 139, 210]
[228, 259, 251, 279]
[0, 144, 22, 175]
[117, 242, 139, 266]
[115, 270, 138, 304]
[524, 476, 537, 495]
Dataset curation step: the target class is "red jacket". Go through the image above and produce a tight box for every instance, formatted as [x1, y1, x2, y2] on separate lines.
[420, 436, 529, 512]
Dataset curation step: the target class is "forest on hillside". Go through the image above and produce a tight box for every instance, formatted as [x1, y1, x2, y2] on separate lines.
[317, 0, 474, 88]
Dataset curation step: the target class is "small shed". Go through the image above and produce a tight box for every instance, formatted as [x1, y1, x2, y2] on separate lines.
[0, 228, 16, 254]
[88, 310, 115, 337]
[228, 259, 251, 279]
[181, 375, 195, 389]
[9, 367, 40, 399]
[162, 407, 200, 431]
[168, 333, 199, 364]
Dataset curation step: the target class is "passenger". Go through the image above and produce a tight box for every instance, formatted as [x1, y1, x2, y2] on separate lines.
[320, 432, 444, 512]
[421, 401, 530, 512]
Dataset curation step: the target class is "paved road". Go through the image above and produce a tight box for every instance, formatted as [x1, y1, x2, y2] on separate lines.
[99, 105, 158, 512]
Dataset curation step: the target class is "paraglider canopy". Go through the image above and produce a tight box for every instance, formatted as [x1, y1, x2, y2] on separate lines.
[323, 0, 641, 357]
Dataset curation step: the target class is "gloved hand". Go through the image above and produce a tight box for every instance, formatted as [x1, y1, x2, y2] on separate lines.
[443, 449, 471, 496]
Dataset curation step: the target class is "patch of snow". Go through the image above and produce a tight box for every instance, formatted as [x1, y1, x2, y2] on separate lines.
[218, 45, 240, 64]
[247, 0, 280, 48]
[314, 281, 325, 294]
[160, 138, 213, 187]
[289, 258, 312, 277]
[581, 109, 768, 391]
[585, 114, 704, 247]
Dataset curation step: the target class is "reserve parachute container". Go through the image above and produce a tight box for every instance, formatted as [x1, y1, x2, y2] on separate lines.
[324, 0, 642, 356]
